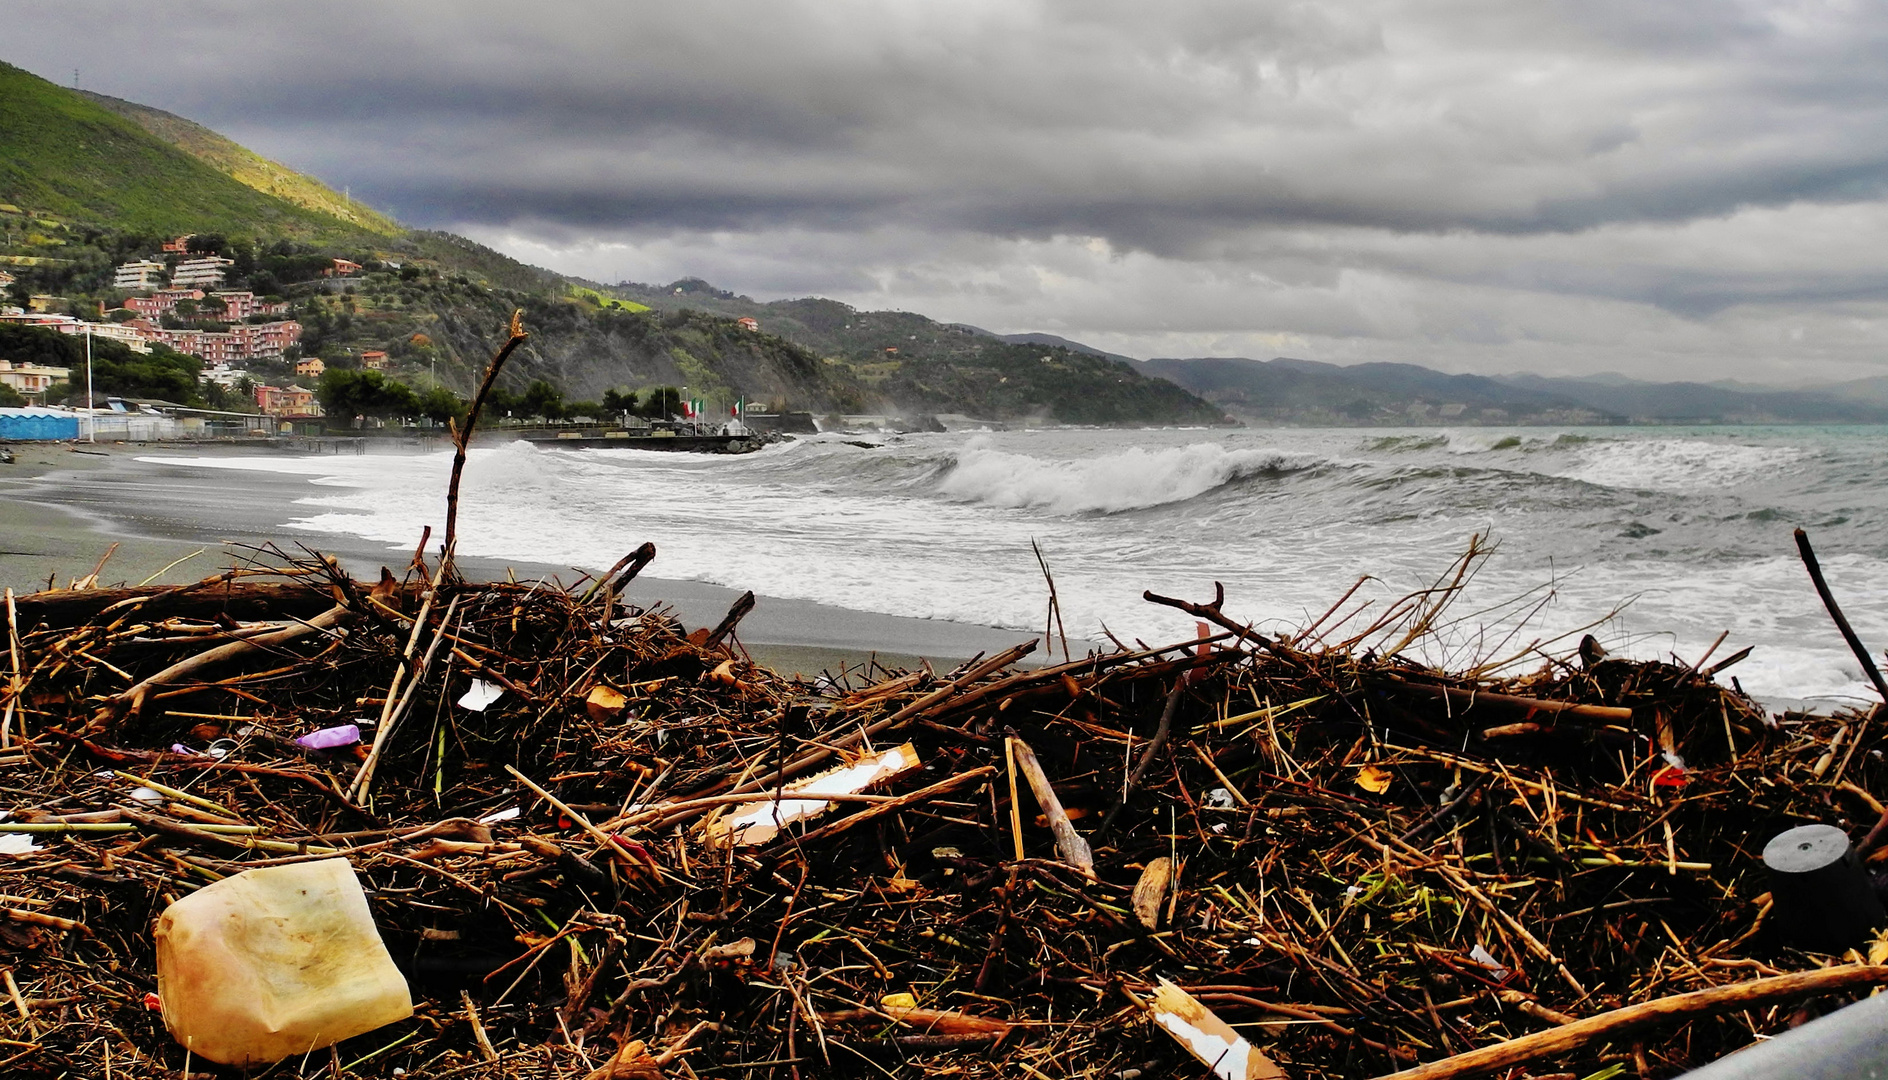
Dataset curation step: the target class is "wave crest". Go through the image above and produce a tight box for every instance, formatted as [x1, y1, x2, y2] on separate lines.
[936, 438, 1311, 514]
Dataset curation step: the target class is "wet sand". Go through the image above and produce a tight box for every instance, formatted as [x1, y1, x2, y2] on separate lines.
[0, 441, 1037, 677]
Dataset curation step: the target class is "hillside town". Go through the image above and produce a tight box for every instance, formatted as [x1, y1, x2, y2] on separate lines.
[0, 235, 326, 418]
[2, 236, 306, 364]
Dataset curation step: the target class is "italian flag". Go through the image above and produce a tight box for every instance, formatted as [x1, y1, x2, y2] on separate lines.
[731, 397, 744, 418]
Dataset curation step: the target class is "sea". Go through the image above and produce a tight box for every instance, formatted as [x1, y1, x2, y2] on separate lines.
[142, 424, 1888, 707]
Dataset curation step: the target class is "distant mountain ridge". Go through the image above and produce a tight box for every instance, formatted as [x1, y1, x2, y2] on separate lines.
[1137, 354, 1888, 425]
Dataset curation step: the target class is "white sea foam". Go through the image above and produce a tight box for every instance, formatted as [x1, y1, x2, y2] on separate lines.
[137, 427, 1888, 705]
[1552, 438, 1807, 492]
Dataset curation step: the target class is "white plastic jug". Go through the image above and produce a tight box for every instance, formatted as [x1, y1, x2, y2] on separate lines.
[154, 857, 413, 1065]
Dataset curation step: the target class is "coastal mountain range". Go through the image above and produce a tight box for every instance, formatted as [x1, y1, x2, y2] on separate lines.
[2, 57, 1881, 427]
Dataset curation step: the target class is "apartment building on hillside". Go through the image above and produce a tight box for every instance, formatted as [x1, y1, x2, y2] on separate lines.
[255, 383, 322, 418]
[0, 358, 70, 398]
[171, 257, 235, 288]
[113, 260, 166, 290]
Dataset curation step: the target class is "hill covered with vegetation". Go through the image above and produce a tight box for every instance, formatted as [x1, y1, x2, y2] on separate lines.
[0, 62, 369, 243]
[76, 89, 401, 236]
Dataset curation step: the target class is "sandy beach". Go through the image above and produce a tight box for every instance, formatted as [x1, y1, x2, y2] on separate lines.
[0, 440, 1036, 676]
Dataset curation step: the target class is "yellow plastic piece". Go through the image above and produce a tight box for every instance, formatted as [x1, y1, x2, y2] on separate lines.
[155, 858, 413, 1065]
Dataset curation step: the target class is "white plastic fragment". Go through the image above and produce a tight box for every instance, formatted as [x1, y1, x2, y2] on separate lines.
[128, 787, 164, 805]
[0, 834, 39, 854]
[1144, 978, 1286, 1080]
[458, 678, 504, 712]
[1203, 787, 1236, 809]
[1469, 942, 1512, 981]
[477, 806, 521, 824]
[706, 743, 921, 846]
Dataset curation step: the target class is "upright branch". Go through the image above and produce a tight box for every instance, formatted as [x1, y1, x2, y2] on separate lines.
[442, 311, 530, 563]
[1795, 527, 1888, 704]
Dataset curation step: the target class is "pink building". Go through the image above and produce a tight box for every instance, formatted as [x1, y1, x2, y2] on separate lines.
[255, 383, 322, 418]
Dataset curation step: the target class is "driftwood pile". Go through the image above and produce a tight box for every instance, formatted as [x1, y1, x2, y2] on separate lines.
[3, 319, 1886, 1079]
[0, 536, 1883, 1080]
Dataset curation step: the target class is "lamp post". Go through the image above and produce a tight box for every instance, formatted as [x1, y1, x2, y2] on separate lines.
[85, 327, 95, 443]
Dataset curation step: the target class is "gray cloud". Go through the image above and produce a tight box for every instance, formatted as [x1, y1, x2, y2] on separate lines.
[6, 0, 1888, 380]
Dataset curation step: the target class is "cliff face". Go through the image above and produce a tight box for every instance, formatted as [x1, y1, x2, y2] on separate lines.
[409, 292, 867, 412]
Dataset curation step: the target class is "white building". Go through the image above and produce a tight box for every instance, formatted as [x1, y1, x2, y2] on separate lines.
[171, 256, 235, 288]
[202, 365, 253, 388]
[0, 358, 70, 397]
[113, 260, 166, 290]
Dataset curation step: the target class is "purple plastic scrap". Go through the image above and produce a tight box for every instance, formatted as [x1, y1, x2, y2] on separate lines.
[296, 723, 363, 750]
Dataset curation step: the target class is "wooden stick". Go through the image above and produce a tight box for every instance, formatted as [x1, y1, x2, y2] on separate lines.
[706, 591, 755, 648]
[1795, 528, 1888, 704]
[1375, 964, 1888, 1080]
[443, 311, 530, 560]
[790, 766, 996, 847]
[685, 640, 1036, 824]
[1094, 678, 1188, 841]
[2, 588, 17, 749]
[350, 562, 457, 802]
[94, 604, 353, 726]
[578, 542, 657, 604]
[1363, 830, 1585, 997]
[1005, 738, 1026, 862]
[1382, 677, 1634, 723]
[1008, 736, 1095, 878]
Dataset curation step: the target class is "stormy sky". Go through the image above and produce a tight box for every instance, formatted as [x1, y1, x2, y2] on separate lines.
[8, 1, 1888, 382]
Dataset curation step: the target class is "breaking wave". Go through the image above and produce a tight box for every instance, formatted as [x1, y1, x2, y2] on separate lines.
[1553, 438, 1808, 493]
[935, 438, 1314, 514]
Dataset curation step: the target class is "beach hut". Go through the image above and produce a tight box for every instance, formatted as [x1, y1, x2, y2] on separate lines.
[0, 406, 80, 441]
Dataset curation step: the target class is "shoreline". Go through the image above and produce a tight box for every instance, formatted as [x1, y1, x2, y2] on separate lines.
[0, 441, 1039, 677]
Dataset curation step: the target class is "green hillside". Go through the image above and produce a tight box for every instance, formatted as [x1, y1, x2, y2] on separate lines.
[77, 89, 400, 235]
[0, 61, 363, 241]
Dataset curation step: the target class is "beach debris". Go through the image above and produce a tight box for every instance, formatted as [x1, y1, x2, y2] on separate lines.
[457, 677, 505, 711]
[1131, 856, 1174, 929]
[585, 683, 628, 722]
[0, 530, 1866, 1080]
[1143, 977, 1285, 1080]
[0, 331, 1881, 1077]
[704, 741, 922, 846]
[295, 722, 363, 750]
[154, 858, 413, 1065]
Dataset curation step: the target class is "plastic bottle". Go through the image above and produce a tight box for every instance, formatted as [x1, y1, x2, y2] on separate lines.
[154, 857, 412, 1065]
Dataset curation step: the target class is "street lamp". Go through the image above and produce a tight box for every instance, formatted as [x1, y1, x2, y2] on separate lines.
[84, 327, 95, 443]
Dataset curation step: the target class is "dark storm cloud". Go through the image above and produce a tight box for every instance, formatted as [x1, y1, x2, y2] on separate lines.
[23, 0, 1885, 240]
[7, 1, 1888, 379]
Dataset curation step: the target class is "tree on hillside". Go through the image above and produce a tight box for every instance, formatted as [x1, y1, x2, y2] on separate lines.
[417, 385, 463, 425]
[318, 369, 421, 419]
[639, 386, 682, 418]
[522, 379, 564, 420]
[601, 387, 639, 414]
